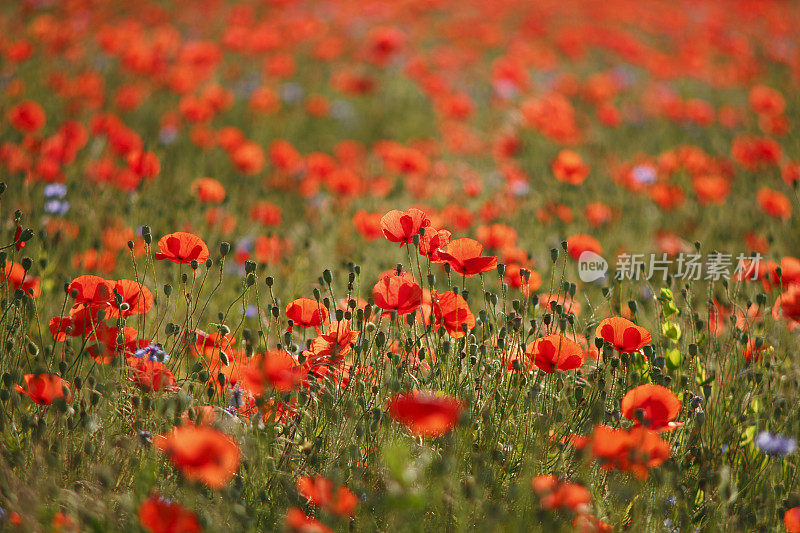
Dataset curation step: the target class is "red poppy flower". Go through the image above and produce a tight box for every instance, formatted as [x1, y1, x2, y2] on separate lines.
[566, 234, 602, 261]
[432, 290, 475, 339]
[15, 373, 72, 405]
[552, 149, 589, 185]
[308, 320, 360, 362]
[296, 476, 358, 517]
[417, 226, 452, 262]
[88, 322, 141, 363]
[372, 269, 422, 316]
[285, 508, 331, 533]
[153, 425, 240, 489]
[8, 100, 45, 133]
[128, 357, 176, 391]
[475, 224, 516, 250]
[530, 475, 591, 513]
[620, 384, 682, 431]
[138, 495, 202, 533]
[692, 175, 730, 205]
[386, 391, 463, 437]
[155, 232, 210, 266]
[525, 334, 584, 373]
[380, 208, 431, 245]
[757, 187, 792, 220]
[437, 238, 498, 277]
[285, 298, 329, 328]
[353, 210, 383, 241]
[573, 425, 670, 479]
[2, 261, 41, 298]
[191, 177, 226, 203]
[595, 317, 651, 354]
[241, 350, 304, 394]
[773, 285, 800, 330]
[785, 507, 800, 533]
[107, 279, 153, 318]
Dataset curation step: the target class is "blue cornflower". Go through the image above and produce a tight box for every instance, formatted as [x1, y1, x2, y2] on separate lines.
[44, 199, 70, 215]
[755, 431, 796, 456]
[134, 343, 169, 363]
[43, 183, 67, 198]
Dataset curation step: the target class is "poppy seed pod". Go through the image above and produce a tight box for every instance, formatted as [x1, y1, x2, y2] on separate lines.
[550, 248, 558, 262]
[220, 242, 231, 256]
[21, 257, 32, 271]
[245, 260, 256, 273]
[142, 226, 152, 244]
[323, 269, 332, 284]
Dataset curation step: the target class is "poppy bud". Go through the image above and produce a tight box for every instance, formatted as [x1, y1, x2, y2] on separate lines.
[181, 273, 188, 284]
[245, 260, 256, 273]
[219, 242, 231, 256]
[443, 263, 451, 274]
[127, 240, 134, 250]
[628, 300, 637, 314]
[375, 331, 385, 347]
[694, 241, 701, 251]
[323, 269, 332, 284]
[550, 248, 558, 262]
[412, 234, 420, 246]
[164, 284, 172, 296]
[496, 263, 505, 276]
[21, 257, 32, 271]
[271, 305, 280, 318]
[246, 273, 255, 286]
[19, 229, 34, 243]
[205, 259, 212, 269]
[688, 343, 698, 356]
[96, 309, 106, 320]
[142, 226, 152, 244]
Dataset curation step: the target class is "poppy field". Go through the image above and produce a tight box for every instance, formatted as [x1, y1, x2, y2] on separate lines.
[4, 0, 800, 531]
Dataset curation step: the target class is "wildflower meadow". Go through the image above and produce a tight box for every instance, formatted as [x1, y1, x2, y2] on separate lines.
[3, 0, 800, 531]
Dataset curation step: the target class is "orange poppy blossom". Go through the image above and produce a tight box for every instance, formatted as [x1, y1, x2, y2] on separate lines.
[552, 149, 589, 185]
[785, 507, 800, 533]
[417, 226, 452, 262]
[757, 187, 792, 220]
[190, 177, 226, 203]
[432, 290, 475, 339]
[1, 261, 41, 297]
[571, 425, 671, 480]
[620, 384, 683, 431]
[240, 349, 304, 394]
[504, 263, 542, 295]
[566, 233, 602, 261]
[371, 269, 422, 317]
[296, 475, 358, 517]
[772, 284, 800, 331]
[285, 507, 332, 533]
[153, 425, 241, 489]
[127, 357, 177, 391]
[285, 298, 329, 328]
[530, 475, 591, 513]
[154, 231, 210, 266]
[594, 317, 652, 354]
[386, 390, 464, 437]
[15, 373, 72, 405]
[380, 207, 431, 245]
[138, 495, 202, 533]
[106, 279, 153, 318]
[437, 238, 498, 277]
[307, 320, 360, 364]
[525, 334, 584, 373]
[67, 274, 114, 308]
